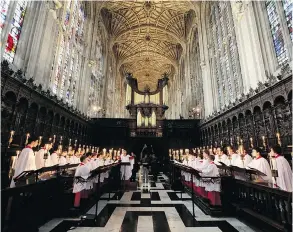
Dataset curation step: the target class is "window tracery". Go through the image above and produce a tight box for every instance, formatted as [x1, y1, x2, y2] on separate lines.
[265, 1, 289, 65]
[51, 0, 85, 106]
[3, 0, 27, 63]
[209, 2, 242, 110]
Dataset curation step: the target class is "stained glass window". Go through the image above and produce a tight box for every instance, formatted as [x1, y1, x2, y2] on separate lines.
[53, 36, 64, 94]
[266, 1, 288, 65]
[3, 0, 27, 63]
[71, 53, 79, 105]
[52, 0, 85, 104]
[60, 41, 70, 98]
[0, 0, 10, 34]
[66, 49, 75, 103]
[282, 0, 292, 40]
[209, 2, 242, 110]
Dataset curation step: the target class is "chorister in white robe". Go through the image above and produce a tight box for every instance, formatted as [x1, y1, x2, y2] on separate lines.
[121, 154, 133, 180]
[73, 163, 91, 193]
[50, 152, 59, 166]
[247, 156, 272, 182]
[10, 146, 36, 188]
[225, 153, 240, 166]
[200, 162, 220, 192]
[234, 155, 253, 168]
[182, 159, 189, 181]
[104, 158, 111, 179]
[35, 148, 48, 169]
[84, 159, 93, 190]
[194, 159, 209, 187]
[97, 157, 105, 183]
[214, 154, 228, 166]
[59, 156, 67, 166]
[43, 152, 52, 167]
[273, 156, 292, 192]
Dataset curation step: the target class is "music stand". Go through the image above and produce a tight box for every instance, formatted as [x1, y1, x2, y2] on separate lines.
[245, 168, 266, 181]
[14, 170, 37, 186]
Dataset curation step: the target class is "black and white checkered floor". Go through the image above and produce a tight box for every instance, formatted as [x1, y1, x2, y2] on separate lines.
[39, 170, 258, 232]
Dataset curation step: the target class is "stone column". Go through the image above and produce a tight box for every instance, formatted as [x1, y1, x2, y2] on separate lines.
[198, 5, 214, 117]
[19, 2, 46, 78]
[231, 1, 267, 93]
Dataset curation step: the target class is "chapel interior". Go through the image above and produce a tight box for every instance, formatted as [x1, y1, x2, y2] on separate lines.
[1, 1, 292, 232]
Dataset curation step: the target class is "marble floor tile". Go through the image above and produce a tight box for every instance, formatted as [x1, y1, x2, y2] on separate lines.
[137, 216, 154, 230]
[42, 173, 260, 232]
[141, 193, 150, 198]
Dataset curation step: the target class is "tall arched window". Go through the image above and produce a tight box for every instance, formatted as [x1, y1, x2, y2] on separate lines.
[190, 28, 204, 112]
[51, 0, 85, 106]
[282, 0, 292, 40]
[0, 0, 10, 34]
[209, 2, 242, 110]
[3, 0, 27, 63]
[265, 1, 292, 66]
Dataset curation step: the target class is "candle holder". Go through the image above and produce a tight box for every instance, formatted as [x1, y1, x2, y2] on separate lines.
[38, 136, 43, 149]
[8, 130, 15, 148]
[262, 136, 266, 148]
[249, 137, 254, 148]
[25, 133, 30, 145]
[276, 132, 281, 146]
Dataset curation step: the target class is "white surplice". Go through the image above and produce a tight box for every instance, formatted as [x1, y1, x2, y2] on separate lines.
[200, 162, 220, 192]
[247, 156, 272, 182]
[73, 163, 91, 193]
[59, 156, 67, 166]
[274, 156, 292, 192]
[121, 154, 132, 180]
[10, 146, 36, 188]
[35, 148, 47, 169]
[225, 154, 240, 166]
[234, 154, 253, 168]
[214, 154, 228, 166]
[50, 152, 59, 166]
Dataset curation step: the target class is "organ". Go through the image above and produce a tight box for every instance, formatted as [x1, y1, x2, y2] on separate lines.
[125, 73, 169, 137]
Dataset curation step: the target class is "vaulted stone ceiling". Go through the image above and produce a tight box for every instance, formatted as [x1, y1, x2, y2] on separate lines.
[99, 1, 196, 91]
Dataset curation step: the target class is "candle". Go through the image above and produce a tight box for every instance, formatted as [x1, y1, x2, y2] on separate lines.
[38, 136, 43, 146]
[53, 135, 56, 143]
[8, 130, 15, 148]
[262, 136, 266, 147]
[25, 133, 30, 145]
[276, 132, 281, 145]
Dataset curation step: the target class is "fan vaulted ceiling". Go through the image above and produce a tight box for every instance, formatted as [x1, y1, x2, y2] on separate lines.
[100, 1, 196, 91]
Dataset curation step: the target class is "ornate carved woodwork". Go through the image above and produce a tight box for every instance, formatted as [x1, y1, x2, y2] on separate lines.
[1, 60, 90, 147]
[200, 75, 292, 153]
